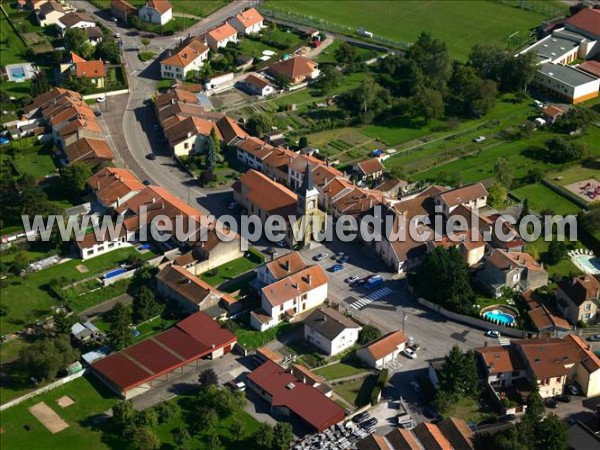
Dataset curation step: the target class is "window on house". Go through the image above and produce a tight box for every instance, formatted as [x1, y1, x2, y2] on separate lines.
[584, 303, 591, 311]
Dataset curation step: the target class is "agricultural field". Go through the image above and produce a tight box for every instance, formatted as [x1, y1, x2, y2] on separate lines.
[266, 0, 556, 60]
[90, 0, 226, 18]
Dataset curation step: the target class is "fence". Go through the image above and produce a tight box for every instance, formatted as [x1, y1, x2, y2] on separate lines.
[540, 178, 591, 211]
[492, 0, 565, 19]
[0, 369, 87, 412]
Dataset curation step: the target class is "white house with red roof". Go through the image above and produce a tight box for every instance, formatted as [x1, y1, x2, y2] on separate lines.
[160, 36, 209, 80]
[206, 22, 238, 50]
[230, 8, 264, 34]
[139, 0, 172, 25]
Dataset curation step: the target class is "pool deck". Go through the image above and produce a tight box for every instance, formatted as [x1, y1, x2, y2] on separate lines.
[571, 255, 600, 275]
[4, 62, 36, 82]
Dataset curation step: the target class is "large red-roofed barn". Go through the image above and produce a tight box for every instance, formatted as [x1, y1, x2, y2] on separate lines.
[91, 312, 236, 398]
[246, 360, 345, 432]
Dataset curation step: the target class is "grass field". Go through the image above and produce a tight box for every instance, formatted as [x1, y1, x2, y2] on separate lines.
[313, 361, 368, 380]
[0, 10, 27, 65]
[548, 165, 600, 186]
[90, 0, 226, 18]
[266, 0, 550, 60]
[1, 139, 58, 180]
[511, 183, 582, 216]
[227, 319, 295, 351]
[200, 251, 263, 287]
[334, 375, 376, 407]
[0, 375, 118, 450]
[0, 247, 152, 335]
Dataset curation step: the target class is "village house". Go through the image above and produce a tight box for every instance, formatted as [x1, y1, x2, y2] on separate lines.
[230, 8, 264, 35]
[87, 167, 145, 209]
[206, 22, 238, 50]
[373, 178, 409, 198]
[64, 137, 113, 168]
[542, 104, 568, 124]
[251, 264, 328, 331]
[138, 0, 172, 25]
[156, 264, 236, 318]
[160, 36, 209, 80]
[304, 307, 362, 356]
[110, 0, 136, 23]
[69, 53, 106, 88]
[215, 116, 248, 147]
[268, 56, 320, 86]
[37, 0, 65, 26]
[57, 11, 96, 36]
[357, 330, 407, 369]
[426, 231, 486, 267]
[434, 182, 488, 217]
[257, 251, 308, 286]
[246, 359, 345, 432]
[164, 115, 221, 157]
[242, 73, 276, 97]
[354, 158, 385, 183]
[28, 0, 49, 10]
[477, 249, 549, 297]
[556, 275, 600, 325]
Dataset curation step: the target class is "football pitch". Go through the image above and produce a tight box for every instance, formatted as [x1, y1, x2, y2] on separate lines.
[266, 1, 557, 59]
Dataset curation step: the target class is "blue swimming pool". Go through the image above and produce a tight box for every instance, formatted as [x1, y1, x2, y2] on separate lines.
[103, 268, 127, 279]
[483, 309, 515, 326]
[9, 67, 26, 80]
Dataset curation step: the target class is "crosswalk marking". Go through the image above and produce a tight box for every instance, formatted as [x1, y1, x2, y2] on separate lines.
[349, 287, 393, 310]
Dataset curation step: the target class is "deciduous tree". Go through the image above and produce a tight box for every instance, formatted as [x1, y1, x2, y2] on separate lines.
[60, 162, 93, 194]
[198, 368, 219, 386]
[106, 302, 133, 350]
[19, 335, 79, 380]
[133, 286, 161, 323]
[273, 423, 294, 450]
[254, 422, 274, 449]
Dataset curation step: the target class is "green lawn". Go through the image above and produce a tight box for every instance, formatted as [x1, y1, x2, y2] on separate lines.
[313, 361, 368, 380]
[2, 139, 59, 180]
[0, 11, 27, 65]
[0, 375, 118, 450]
[266, 0, 552, 60]
[511, 183, 582, 216]
[90, 0, 226, 17]
[334, 375, 376, 407]
[200, 250, 264, 287]
[525, 238, 582, 279]
[441, 396, 487, 424]
[229, 319, 295, 351]
[0, 247, 152, 335]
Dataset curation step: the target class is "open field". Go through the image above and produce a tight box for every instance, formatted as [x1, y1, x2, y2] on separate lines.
[1, 138, 58, 180]
[0, 247, 153, 335]
[313, 361, 368, 380]
[0, 375, 117, 450]
[266, 0, 551, 60]
[90, 0, 226, 18]
[512, 183, 582, 216]
[549, 166, 600, 186]
[0, 8, 28, 65]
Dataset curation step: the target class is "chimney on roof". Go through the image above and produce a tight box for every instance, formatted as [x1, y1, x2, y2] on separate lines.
[171, 98, 175, 105]
[187, 131, 192, 138]
[284, 260, 290, 271]
[306, 274, 312, 284]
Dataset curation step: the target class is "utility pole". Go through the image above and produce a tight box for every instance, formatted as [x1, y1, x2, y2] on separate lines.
[402, 312, 408, 334]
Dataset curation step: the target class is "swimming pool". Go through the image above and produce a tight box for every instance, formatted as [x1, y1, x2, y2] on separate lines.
[483, 309, 515, 326]
[571, 254, 600, 275]
[103, 268, 127, 279]
[9, 67, 26, 79]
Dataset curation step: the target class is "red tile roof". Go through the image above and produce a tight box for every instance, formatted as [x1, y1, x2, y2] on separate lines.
[216, 116, 248, 144]
[269, 56, 317, 80]
[245, 73, 271, 90]
[92, 312, 236, 393]
[413, 423, 453, 450]
[262, 265, 328, 308]
[146, 0, 171, 15]
[234, 8, 264, 28]
[247, 360, 345, 432]
[87, 167, 144, 206]
[356, 158, 385, 176]
[207, 22, 237, 42]
[486, 249, 545, 273]
[476, 346, 524, 374]
[437, 183, 488, 208]
[161, 36, 209, 68]
[65, 137, 113, 165]
[360, 331, 407, 361]
[566, 8, 600, 36]
[74, 59, 107, 78]
[557, 275, 600, 306]
[238, 169, 298, 215]
[265, 251, 308, 280]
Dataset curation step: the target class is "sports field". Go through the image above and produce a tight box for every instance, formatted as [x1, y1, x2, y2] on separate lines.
[266, 0, 552, 59]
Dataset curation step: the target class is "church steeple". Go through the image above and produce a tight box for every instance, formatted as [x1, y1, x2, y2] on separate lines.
[300, 161, 315, 195]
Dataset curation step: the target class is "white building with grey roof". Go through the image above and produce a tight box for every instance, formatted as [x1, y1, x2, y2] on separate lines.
[304, 307, 362, 356]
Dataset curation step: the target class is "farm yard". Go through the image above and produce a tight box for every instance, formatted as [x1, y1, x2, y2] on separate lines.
[264, 0, 559, 60]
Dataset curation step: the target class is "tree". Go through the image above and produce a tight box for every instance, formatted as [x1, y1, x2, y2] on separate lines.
[198, 368, 219, 386]
[500, 52, 537, 92]
[547, 240, 567, 265]
[96, 39, 120, 64]
[173, 426, 192, 450]
[378, 56, 424, 97]
[411, 247, 476, 314]
[273, 423, 294, 450]
[106, 302, 133, 351]
[254, 422, 274, 449]
[112, 400, 136, 432]
[229, 416, 246, 441]
[569, 3, 588, 16]
[60, 162, 93, 194]
[555, 106, 595, 133]
[494, 157, 513, 188]
[135, 408, 158, 428]
[9, 252, 28, 275]
[358, 324, 382, 344]
[53, 311, 76, 335]
[64, 28, 93, 59]
[210, 127, 221, 153]
[20, 335, 79, 380]
[298, 136, 309, 149]
[141, 38, 150, 49]
[437, 345, 478, 399]
[30, 71, 51, 98]
[535, 414, 568, 450]
[407, 32, 452, 89]
[18, 175, 56, 217]
[447, 64, 498, 117]
[246, 114, 273, 136]
[468, 43, 507, 81]
[409, 88, 445, 122]
[546, 137, 583, 163]
[207, 432, 222, 450]
[335, 42, 358, 64]
[153, 401, 179, 424]
[133, 427, 161, 450]
[199, 407, 219, 434]
[133, 286, 161, 323]
[204, 135, 217, 171]
[315, 64, 342, 94]
[0, 304, 9, 317]
[487, 182, 507, 207]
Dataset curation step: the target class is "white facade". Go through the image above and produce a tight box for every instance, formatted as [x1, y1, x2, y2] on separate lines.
[78, 235, 133, 260]
[139, 4, 172, 25]
[534, 64, 600, 104]
[160, 50, 208, 80]
[172, 133, 208, 157]
[304, 325, 360, 357]
[236, 148, 264, 171]
[357, 342, 406, 370]
[230, 17, 263, 35]
[263, 282, 328, 322]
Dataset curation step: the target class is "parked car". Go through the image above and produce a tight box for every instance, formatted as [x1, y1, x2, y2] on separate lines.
[361, 418, 378, 429]
[566, 384, 581, 396]
[337, 255, 350, 264]
[485, 330, 500, 338]
[96, 97, 106, 103]
[403, 348, 417, 359]
[94, 111, 102, 117]
[353, 412, 371, 423]
[545, 397, 558, 408]
[114, 32, 121, 38]
[329, 264, 344, 272]
[473, 136, 486, 143]
[345, 275, 359, 283]
[555, 395, 571, 403]
[410, 381, 421, 392]
[534, 100, 544, 108]
[146, 153, 156, 160]
[587, 334, 600, 342]
[364, 276, 384, 290]
[313, 253, 328, 261]
[227, 380, 246, 392]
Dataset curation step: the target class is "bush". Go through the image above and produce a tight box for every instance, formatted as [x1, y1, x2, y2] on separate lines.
[138, 51, 156, 62]
[376, 369, 389, 388]
[371, 386, 381, 406]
